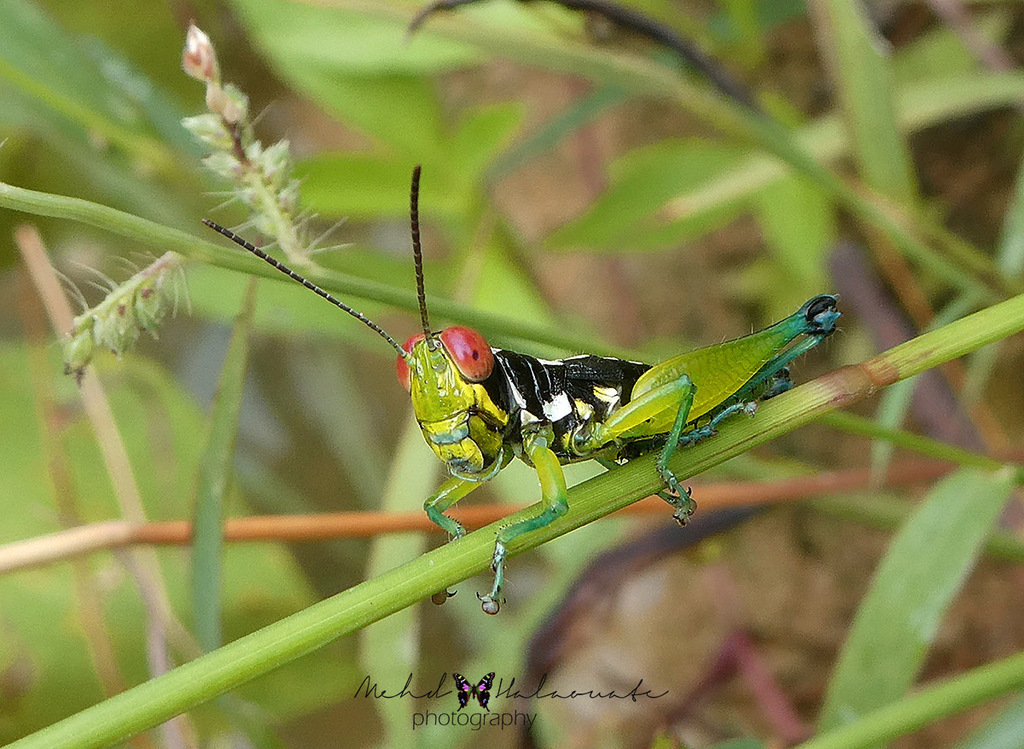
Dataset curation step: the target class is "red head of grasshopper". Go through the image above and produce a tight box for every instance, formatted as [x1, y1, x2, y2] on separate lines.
[203, 166, 509, 485]
[386, 166, 509, 481]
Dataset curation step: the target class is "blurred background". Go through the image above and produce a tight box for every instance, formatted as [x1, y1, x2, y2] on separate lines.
[1, 0, 1024, 746]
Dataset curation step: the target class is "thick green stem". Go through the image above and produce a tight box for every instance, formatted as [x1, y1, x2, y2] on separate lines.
[794, 650, 1024, 749]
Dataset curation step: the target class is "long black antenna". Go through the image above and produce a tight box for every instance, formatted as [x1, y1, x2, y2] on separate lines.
[202, 219, 409, 359]
[410, 164, 432, 338]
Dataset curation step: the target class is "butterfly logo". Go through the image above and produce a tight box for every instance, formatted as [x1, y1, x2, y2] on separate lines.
[452, 672, 494, 711]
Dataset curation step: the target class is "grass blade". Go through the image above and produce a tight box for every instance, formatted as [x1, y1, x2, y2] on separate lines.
[797, 650, 1024, 749]
[808, 0, 918, 203]
[192, 279, 259, 653]
[0, 181, 625, 356]
[954, 693, 1024, 749]
[818, 466, 1018, 731]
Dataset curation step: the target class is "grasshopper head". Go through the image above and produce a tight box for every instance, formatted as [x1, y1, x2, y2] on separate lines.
[396, 327, 504, 478]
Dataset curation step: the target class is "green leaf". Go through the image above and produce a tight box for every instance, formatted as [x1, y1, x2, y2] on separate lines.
[230, 0, 480, 76]
[818, 466, 1019, 731]
[447, 102, 524, 183]
[489, 86, 626, 178]
[798, 651, 1024, 749]
[192, 279, 259, 653]
[0, 0, 198, 229]
[954, 693, 1024, 749]
[892, 10, 1011, 85]
[755, 174, 835, 314]
[808, 0, 918, 204]
[297, 103, 521, 221]
[297, 153, 463, 219]
[547, 139, 747, 251]
[0, 0, 177, 174]
[660, 72, 1024, 245]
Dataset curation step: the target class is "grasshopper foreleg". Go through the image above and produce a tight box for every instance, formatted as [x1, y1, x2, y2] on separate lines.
[423, 477, 485, 604]
[478, 426, 568, 615]
[424, 476, 484, 541]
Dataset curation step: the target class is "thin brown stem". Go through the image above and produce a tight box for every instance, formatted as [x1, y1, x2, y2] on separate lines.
[15, 273, 136, 711]
[15, 227, 200, 663]
[0, 459, 965, 574]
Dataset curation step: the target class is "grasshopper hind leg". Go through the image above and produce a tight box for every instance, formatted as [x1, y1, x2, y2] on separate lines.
[654, 382, 700, 524]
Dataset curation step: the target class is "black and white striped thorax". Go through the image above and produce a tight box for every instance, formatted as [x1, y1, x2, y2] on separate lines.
[479, 350, 651, 463]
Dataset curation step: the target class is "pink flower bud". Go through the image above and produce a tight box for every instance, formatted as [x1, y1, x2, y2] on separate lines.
[183, 23, 219, 83]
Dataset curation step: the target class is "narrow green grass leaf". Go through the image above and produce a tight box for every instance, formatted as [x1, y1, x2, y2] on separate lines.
[798, 650, 1024, 749]
[661, 71, 1024, 235]
[892, 10, 1011, 84]
[547, 139, 746, 251]
[818, 466, 1018, 732]
[192, 279, 259, 653]
[966, 158, 1024, 403]
[808, 0, 918, 204]
[868, 376, 918, 483]
[954, 693, 1024, 749]
[488, 86, 626, 178]
[755, 174, 835, 313]
[811, 494, 1024, 565]
[359, 419, 440, 748]
[0, 0, 177, 174]
[0, 181, 623, 356]
[230, 0, 479, 76]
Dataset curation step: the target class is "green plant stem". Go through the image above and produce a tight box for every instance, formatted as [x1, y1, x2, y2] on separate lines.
[0, 181, 621, 356]
[810, 494, 1024, 564]
[820, 412, 1006, 470]
[191, 279, 258, 653]
[794, 649, 1024, 749]
[11, 281, 1024, 749]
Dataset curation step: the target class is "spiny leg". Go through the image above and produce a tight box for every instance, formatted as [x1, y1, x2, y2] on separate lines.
[425, 476, 484, 540]
[578, 374, 699, 521]
[425, 476, 484, 604]
[732, 331, 829, 405]
[595, 457, 683, 508]
[655, 382, 697, 523]
[676, 400, 758, 448]
[479, 429, 568, 615]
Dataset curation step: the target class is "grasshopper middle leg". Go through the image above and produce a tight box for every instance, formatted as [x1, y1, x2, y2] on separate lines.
[576, 374, 701, 523]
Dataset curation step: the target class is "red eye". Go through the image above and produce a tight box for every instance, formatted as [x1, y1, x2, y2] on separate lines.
[396, 333, 425, 392]
[440, 326, 494, 382]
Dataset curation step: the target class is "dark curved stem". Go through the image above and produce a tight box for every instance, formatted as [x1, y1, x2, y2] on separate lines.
[409, 0, 757, 110]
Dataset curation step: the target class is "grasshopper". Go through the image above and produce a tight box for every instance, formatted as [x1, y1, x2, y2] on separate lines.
[203, 166, 839, 614]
